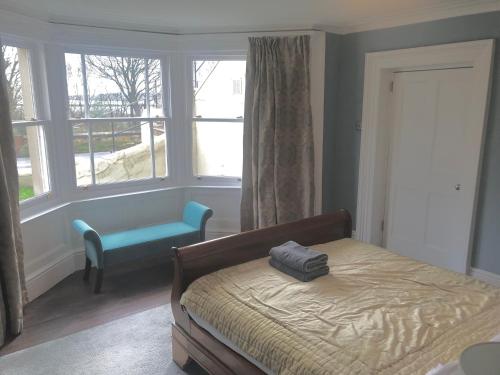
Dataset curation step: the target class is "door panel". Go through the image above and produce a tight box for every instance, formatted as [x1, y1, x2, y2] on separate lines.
[385, 68, 473, 272]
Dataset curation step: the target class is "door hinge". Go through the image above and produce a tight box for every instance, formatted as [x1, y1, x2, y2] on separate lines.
[381, 220, 385, 232]
[389, 81, 394, 93]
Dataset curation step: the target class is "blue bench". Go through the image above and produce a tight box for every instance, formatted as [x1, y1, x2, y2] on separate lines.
[72, 201, 213, 293]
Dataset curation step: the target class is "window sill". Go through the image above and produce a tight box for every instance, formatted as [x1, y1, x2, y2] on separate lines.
[20, 193, 61, 222]
[190, 176, 242, 187]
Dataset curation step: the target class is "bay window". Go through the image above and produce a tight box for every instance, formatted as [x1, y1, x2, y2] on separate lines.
[191, 58, 246, 178]
[64, 52, 169, 187]
[2, 44, 50, 202]
[1, 35, 247, 214]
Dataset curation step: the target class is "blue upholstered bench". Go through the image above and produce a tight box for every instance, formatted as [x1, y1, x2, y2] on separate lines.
[72, 201, 213, 293]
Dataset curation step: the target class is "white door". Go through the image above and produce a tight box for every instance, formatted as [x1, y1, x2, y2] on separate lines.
[385, 68, 480, 273]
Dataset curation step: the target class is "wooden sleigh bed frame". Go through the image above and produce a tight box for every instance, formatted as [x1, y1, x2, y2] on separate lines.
[171, 210, 352, 374]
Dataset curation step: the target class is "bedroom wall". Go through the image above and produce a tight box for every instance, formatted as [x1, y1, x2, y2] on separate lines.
[322, 32, 342, 214]
[322, 11, 500, 275]
[2, 9, 326, 301]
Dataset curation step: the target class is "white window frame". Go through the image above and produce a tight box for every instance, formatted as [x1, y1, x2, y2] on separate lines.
[61, 46, 174, 195]
[1, 35, 54, 211]
[3, 38, 249, 216]
[186, 54, 246, 186]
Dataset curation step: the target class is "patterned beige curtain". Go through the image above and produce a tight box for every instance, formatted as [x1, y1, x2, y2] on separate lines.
[241, 36, 314, 231]
[0, 46, 26, 347]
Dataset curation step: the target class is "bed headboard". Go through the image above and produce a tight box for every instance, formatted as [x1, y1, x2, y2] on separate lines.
[171, 210, 352, 332]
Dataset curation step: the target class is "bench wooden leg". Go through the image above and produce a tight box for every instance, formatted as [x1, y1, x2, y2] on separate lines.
[94, 269, 104, 294]
[83, 257, 91, 282]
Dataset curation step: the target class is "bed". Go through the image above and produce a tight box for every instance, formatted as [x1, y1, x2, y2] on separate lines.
[170, 210, 500, 374]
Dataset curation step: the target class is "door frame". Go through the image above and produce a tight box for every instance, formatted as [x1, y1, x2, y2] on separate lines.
[355, 40, 494, 273]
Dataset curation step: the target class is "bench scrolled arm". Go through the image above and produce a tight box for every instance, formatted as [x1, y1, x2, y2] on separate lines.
[182, 201, 213, 241]
[72, 219, 104, 269]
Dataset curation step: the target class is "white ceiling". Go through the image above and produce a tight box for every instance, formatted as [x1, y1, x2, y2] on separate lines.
[1, 0, 500, 34]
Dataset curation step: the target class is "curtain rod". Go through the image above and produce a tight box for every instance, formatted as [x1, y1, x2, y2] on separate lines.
[49, 21, 322, 36]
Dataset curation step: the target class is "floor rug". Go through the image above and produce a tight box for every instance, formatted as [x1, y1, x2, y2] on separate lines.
[0, 304, 191, 375]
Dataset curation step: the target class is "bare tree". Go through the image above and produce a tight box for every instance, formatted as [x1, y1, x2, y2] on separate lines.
[85, 56, 160, 117]
[2, 45, 23, 119]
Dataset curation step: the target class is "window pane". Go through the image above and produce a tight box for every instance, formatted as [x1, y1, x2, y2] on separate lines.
[66, 53, 168, 187]
[193, 121, 242, 177]
[73, 120, 168, 186]
[193, 60, 245, 118]
[72, 123, 92, 186]
[93, 120, 152, 184]
[2, 45, 36, 121]
[14, 125, 50, 201]
[3, 46, 51, 202]
[65, 53, 163, 119]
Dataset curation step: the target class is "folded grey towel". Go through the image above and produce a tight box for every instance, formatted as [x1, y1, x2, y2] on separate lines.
[269, 241, 328, 272]
[269, 258, 330, 282]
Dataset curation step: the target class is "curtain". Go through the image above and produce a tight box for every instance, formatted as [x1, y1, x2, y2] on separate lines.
[241, 35, 315, 231]
[0, 45, 26, 347]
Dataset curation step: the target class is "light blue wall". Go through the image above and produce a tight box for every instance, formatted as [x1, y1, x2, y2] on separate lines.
[322, 32, 342, 213]
[323, 11, 500, 274]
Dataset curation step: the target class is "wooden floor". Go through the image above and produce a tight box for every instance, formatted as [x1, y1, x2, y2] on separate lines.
[0, 258, 206, 373]
[1, 259, 173, 355]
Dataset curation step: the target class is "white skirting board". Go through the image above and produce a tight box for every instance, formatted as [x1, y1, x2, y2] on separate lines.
[470, 268, 500, 287]
[25, 247, 83, 301]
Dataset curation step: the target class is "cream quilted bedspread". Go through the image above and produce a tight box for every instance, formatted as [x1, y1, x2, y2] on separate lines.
[180, 239, 500, 374]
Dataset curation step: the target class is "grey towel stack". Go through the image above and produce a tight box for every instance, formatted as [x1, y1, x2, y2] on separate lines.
[269, 241, 330, 282]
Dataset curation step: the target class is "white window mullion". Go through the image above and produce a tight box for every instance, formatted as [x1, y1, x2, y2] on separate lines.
[45, 44, 74, 203]
[162, 120, 170, 180]
[88, 123, 96, 185]
[160, 57, 171, 119]
[34, 124, 50, 193]
[192, 118, 244, 123]
[149, 120, 156, 178]
[170, 54, 191, 185]
[110, 120, 116, 153]
[145, 59, 151, 118]
[80, 54, 90, 118]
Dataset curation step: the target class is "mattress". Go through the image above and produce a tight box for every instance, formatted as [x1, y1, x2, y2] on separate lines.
[181, 239, 500, 375]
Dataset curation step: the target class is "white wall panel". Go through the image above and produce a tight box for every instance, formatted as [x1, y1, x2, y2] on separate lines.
[22, 187, 241, 300]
